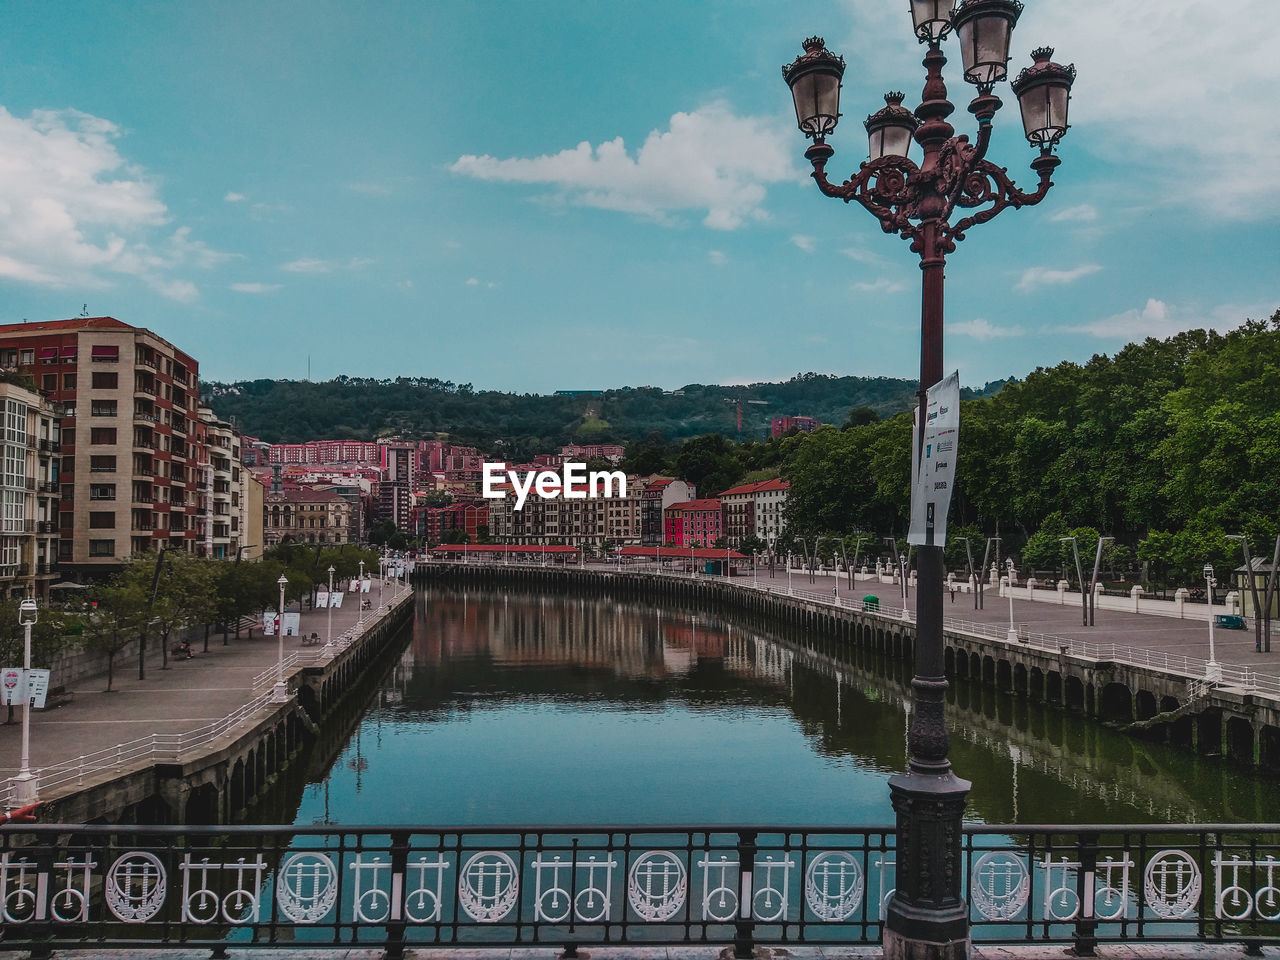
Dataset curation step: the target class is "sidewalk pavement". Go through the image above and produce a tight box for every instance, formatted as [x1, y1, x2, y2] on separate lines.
[0, 580, 413, 779]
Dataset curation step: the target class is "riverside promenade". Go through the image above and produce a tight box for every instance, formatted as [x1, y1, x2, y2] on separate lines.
[0, 580, 415, 810]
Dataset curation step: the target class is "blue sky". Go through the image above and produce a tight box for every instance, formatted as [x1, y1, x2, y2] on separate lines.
[0, 1, 1273, 392]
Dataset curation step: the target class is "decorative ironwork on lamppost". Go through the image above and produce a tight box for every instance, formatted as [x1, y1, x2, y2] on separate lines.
[783, 7, 1075, 958]
[272, 574, 289, 703]
[14, 599, 39, 804]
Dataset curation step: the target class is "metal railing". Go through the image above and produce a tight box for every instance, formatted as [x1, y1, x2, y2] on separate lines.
[1, 822, 1277, 954]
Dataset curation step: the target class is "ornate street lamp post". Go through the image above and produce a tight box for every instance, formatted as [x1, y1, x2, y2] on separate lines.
[783, 7, 1075, 958]
[14, 599, 39, 804]
[272, 574, 289, 703]
[324, 564, 336, 655]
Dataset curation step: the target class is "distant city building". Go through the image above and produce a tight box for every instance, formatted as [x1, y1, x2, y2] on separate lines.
[663, 499, 722, 548]
[195, 406, 246, 559]
[561, 444, 625, 463]
[640, 477, 695, 546]
[717, 478, 789, 547]
[770, 415, 821, 438]
[417, 502, 488, 544]
[263, 486, 352, 546]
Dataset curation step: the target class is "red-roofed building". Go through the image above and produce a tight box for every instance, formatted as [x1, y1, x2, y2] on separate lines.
[663, 498, 722, 547]
[640, 476, 695, 545]
[417, 502, 488, 544]
[718, 477, 790, 548]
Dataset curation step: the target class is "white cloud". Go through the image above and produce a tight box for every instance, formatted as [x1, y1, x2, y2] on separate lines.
[465, 277, 480, 286]
[854, 277, 905, 294]
[950, 318, 1023, 341]
[280, 256, 372, 274]
[841, 246, 889, 268]
[224, 191, 245, 203]
[708, 250, 727, 266]
[1015, 264, 1101, 293]
[445, 239, 462, 250]
[1066, 298, 1268, 340]
[0, 106, 217, 301]
[790, 234, 816, 253]
[231, 282, 280, 294]
[451, 101, 796, 230]
[840, 1, 1280, 219]
[1050, 204, 1098, 223]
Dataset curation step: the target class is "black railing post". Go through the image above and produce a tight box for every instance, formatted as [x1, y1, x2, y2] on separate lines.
[734, 830, 758, 959]
[1072, 831, 1098, 957]
[383, 829, 410, 960]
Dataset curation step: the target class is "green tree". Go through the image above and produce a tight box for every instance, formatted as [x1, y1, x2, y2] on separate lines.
[0, 600, 67, 724]
[84, 578, 149, 692]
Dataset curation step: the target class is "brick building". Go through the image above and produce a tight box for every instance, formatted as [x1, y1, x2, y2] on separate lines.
[0, 317, 204, 575]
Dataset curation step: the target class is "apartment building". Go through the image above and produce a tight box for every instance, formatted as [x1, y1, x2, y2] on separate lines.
[0, 376, 61, 597]
[0, 317, 202, 575]
[770, 415, 821, 438]
[663, 499, 722, 548]
[640, 477, 695, 545]
[196, 407, 247, 559]
[718, 478, 790, 547]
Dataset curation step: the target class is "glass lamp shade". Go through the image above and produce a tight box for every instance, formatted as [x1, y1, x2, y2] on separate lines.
[782, 37, 846, 139]
[910, 0, 957, 44]
[952, 0, 1023, 88]
[18, 599, 37, 626]
[1011, 47, 1076, 147]
[865, 92, 919, 159]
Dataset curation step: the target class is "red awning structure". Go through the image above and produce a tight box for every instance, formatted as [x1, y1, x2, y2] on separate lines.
[61, 345, 77, 359]
[90, 345, 119, 360]
[617, 546, 748, 560]
[38, 347, 57, 360]
[429, 544, 581, 555]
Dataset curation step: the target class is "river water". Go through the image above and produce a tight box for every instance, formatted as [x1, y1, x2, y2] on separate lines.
[285, 585, 1280, 829]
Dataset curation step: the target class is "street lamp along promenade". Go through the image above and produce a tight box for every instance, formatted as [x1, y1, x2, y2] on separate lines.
[14, 599, 39, 804]
[271, 574, 289, 704]
[783, 5, 1075, 959]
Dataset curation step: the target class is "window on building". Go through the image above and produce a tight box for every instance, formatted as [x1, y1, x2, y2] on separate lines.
[42, 374, 56, 392]
[90, 428, 117, 444]
[90, 401, 117, 417]
[59, 511, 73, 527]
[89, 483, 116, 501]
[89, 539, 116, 557]
[19, 349, 34, 366]
[63, 373, 76, 389]
[58, 541, 72, 559]
[89, 345, 119, 362]
[89, 511, 115, 529]
[90, 455, 116, 472]
[91, 371, 118, 389]
[61, 484, 74, 501]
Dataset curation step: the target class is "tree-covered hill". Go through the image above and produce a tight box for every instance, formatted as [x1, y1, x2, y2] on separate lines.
[203, 372, 1008, 449]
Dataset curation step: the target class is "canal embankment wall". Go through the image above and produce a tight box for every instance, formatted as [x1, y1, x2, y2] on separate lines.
[27, 593, 415, 826]
[416, 564, 1280, 770]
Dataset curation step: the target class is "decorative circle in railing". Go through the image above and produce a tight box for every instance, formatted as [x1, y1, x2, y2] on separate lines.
[805, 851, 864, 922]
[106, 852, 167, 923]
[970, 851, 1030, 921]
[459, 851, 520, 922]
[1143, 850, 1201, 919]
[628, 851, 688, 921]
[276, 852, 338, 923]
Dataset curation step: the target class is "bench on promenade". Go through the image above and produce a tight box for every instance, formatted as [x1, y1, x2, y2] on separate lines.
[300, 634, 322, 646]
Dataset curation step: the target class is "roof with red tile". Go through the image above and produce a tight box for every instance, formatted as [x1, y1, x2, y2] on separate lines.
[718, 478, 790, 497]
[666, 499, 721, 512]
[0, 317, 134, 333]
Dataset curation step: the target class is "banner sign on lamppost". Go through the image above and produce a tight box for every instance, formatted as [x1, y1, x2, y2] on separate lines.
[909, 371, 960, 547]
[1, 667, 24, 706]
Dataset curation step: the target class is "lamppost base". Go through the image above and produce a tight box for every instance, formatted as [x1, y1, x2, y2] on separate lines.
[1007, 628, 1019, 642]
[885, 768, 971, 960]
[12, 772, 39, 805]
[269, 681, 290, 704]
[1206, 661, 1223, 682]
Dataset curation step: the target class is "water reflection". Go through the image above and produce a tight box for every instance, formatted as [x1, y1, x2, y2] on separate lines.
[290, 587, 1280, 828]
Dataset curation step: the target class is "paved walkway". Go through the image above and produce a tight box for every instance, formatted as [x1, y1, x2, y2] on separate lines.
[748, 566, 1270, 671]
[0, 580, 413, 790]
